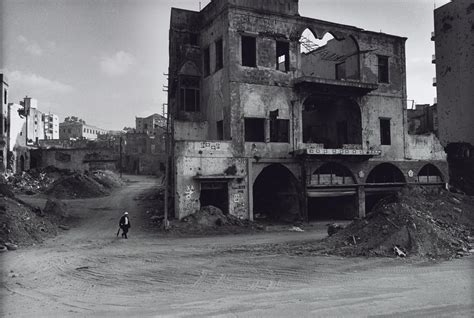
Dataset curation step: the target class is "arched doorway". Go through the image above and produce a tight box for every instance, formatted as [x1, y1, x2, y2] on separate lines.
[303, 95, 362, 148]
[308, 163, 358, 220]
[365, 163, 406, 213]
[253, 164, 301, 222]
[19, 155, 25, 172]
[418, 164, 443, 183]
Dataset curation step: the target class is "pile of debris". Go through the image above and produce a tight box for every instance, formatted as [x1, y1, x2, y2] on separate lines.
[166, 206, 258, 235]
[319, 187, 474, 259]
[45, 171, 122, 199]
[6, 170, 57, 194]
[0, 190, 70, 251]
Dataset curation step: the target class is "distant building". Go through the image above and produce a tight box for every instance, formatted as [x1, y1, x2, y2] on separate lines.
[0, 74, 9, 171]
[407, 104, 438, 135]
[43, 113, 59, 140]
[59, 117, 107, 140]
[433, 0, 474, 148]
[135, 113, 167, 136]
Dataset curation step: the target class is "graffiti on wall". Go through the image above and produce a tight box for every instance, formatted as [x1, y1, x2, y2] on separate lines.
[200, 142, 221, 150]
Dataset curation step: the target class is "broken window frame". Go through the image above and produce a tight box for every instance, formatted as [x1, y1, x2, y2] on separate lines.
[203, 46, 211, 77]
[276, 40, 290, 72]
[241, 35, 257, 67]
[379, 117, 391, 146]
[179, 76, 201, 113]
[244, 117, 265, 142]
[270, 118, 290, 143]
[215, 38, 223, 71]
[377, 55, 389, 84]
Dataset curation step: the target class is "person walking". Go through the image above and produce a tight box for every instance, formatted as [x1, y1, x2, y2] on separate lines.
[119, 212, 131, 239]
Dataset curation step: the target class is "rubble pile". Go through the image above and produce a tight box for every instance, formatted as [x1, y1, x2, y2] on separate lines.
[167, 206, 257, 235]
[0, 195, 59, 249]
[320, 187, 474, 259]
[45, 171, 122, 199]
[6, 170, 57, 194]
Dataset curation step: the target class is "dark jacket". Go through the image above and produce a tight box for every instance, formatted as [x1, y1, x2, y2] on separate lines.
[119, 215, 131, 229]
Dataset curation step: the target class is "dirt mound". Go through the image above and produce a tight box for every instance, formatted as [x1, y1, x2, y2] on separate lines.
[45, 171, 122, 199]
[320, 187, 474, 259]
[44, 199, 69, 219]
[162, 206, 257, 235]
[0, 196, 58, 248]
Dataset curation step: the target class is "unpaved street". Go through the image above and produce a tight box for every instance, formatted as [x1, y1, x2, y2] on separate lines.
[1, 175, 473, 317]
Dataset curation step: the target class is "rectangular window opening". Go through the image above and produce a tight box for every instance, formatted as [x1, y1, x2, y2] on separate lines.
[270, 119, 289, 143]
[215, 39, 223, 71]
[179, 76, 200, 112]
[380, 118, 391, 145]
[189, 33, 199, 46]
[217, 120, 224, 140]
[336, 62, 346, 80]
[244, 118, 265, 142]
[276, 41, 289, 72]
[203, 46, 210, 76]
[241, 35, 256, 67]
[378, 55, 389, 83]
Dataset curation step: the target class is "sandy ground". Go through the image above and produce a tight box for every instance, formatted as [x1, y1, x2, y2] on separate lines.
[1, 175, 473, 317]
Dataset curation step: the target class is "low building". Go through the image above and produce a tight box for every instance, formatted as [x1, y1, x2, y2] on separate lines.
[59, 117, 107, 140]
[408, 104, 438, 135]
[135, 113, 167, 136]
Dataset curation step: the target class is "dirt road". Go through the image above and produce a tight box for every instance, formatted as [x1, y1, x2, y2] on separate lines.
[1, 175, 473, 317]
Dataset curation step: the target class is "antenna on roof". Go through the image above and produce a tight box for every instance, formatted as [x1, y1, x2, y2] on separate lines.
[199, 2, 201, 10]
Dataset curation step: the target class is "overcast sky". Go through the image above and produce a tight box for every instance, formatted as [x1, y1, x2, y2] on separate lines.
[0, 0, 449, 130]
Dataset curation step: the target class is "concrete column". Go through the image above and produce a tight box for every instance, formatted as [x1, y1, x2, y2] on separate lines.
[301, 160, 309, 222]
[357, 186, 366, 218]
[247, 158, 254, 221]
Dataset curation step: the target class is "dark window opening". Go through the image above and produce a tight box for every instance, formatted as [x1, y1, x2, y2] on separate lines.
[380, 118, 391, 145]
[241, 35, 256, 67]
[3, 89, 7, 104]
[200, 182, 228, 214]
[378, 55, 389, 83]
[270, 119, 289, 143]
[215, 39, 223, 71]
[276, 41, 289, 72]
[244, 118, 265, 142]
[189, 33, 199, 46]
[179, 76, 201, 112]
[336, 62, 346, 80]
[217, 120, 224, 140]
[203, 46, 210, 76]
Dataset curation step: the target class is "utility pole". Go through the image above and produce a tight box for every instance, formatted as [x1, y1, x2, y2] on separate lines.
[119, 135, 123, 178]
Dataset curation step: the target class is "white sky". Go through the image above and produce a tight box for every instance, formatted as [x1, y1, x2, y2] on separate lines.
[0, 0, 449, 130]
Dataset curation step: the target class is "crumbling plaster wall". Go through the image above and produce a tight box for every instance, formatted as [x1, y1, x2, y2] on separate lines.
[174, 141, 249, 219]
[434, 0, 474, 146]
[33, 148, 117, 172]
[406, 134, 447, 161]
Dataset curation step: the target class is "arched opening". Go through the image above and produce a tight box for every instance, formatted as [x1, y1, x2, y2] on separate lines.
[253, 164, 301, 222]
[418, 164, 443, 183]
[310, 162, 356, 185]
[308, 163, 357, 221]
[303, 95, 362, 148]
[299, 29, 360, 80]
[366, 163, 406, 184]
[19, 155, 25, 172]
[365, 163, 406, 213]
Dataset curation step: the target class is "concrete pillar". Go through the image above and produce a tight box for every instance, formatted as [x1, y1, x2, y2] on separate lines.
[357, 186, 366, 218]
[302, 160, 309, 222]
[247, 158, 254, 221]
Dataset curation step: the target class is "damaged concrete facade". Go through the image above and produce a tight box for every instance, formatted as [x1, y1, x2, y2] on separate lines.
[168, 0, 448, 221]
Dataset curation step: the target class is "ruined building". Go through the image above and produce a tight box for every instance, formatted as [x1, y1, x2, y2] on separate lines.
[433, 0, 474, 152]
[168, 0, 448, 221]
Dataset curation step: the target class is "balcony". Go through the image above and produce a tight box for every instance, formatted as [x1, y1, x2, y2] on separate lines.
[293, 76, 378, 97]
[293, 144, 381, 160]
